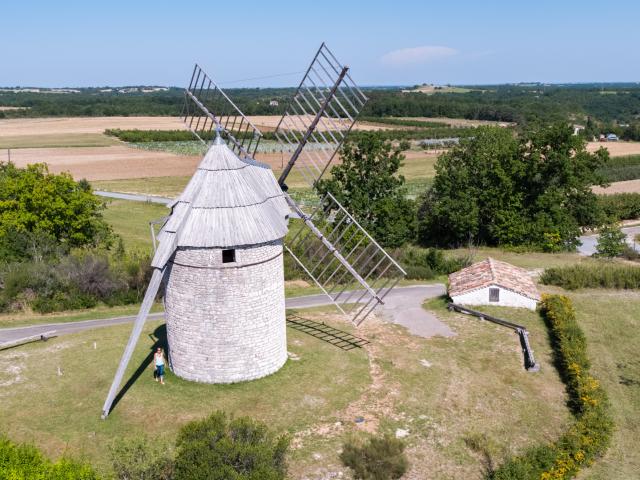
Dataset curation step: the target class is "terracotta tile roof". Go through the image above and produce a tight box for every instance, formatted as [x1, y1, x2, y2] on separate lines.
[448, 258, 540, 301]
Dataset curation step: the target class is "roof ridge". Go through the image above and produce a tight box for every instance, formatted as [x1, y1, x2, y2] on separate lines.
[487, 257, 497, 281]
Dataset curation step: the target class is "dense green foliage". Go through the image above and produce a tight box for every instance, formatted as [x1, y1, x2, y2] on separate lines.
[392, 246, 472, 279]
[3, 84, 639, 128]
[110, 436, 174, 480]
[0, 163, 112, 261]
[364, 84, 640, 125]
[0, 435, 99, 479]
[417, 125, 608, 250]
[316, 133, 416, 247]
[597, 193, 640, 221]
[173, 411, 289, 480]
[596, 155, 640, 182]
[340, 434, 408, 480]
[595, 224, 627, 258]
[491, 295, 613, 480]
[541, 263, 640, 290]
[0, 250, 151, 313]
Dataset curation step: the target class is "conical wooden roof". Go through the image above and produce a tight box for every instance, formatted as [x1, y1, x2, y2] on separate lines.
[151, 139, 289, 268]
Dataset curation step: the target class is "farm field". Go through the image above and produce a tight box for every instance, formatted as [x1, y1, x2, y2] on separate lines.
[587, 140, 640, 157]
[594, 178, 640, 195]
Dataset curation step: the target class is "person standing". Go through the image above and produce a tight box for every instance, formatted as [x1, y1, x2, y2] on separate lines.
[153, 347, 167, 385]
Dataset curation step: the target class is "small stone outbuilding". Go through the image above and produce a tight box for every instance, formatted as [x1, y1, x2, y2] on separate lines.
[448, 258, 540, 310]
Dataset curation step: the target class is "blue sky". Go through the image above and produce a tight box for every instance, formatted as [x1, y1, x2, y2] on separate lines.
[1, 0, 639, 87]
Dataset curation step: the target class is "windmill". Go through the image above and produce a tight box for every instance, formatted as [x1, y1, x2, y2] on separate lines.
[101, 43, 406, 419]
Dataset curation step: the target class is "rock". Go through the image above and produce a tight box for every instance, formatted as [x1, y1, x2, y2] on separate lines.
[395, 428, 409, 438]
[420, 358, 432, 368]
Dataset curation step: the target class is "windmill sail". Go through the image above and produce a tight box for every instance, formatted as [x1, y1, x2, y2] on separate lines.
[275, 43, 368, 188]
[183, 64, 263, 157]
[277, 44, 406, 324]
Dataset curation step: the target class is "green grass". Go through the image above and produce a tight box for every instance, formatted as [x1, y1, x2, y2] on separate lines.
[559, 290, 640, 479]
[0, 299, 572, 478]
[0, 313, 370, 476]
[445, 246, 592, 270]
[102, 199, 169, 252]
[93, 177, 190, 198]
[0, 134, 118, 149]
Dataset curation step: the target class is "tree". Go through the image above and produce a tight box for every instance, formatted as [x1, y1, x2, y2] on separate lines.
[417, 124, 609, 250]
[595, 224, 627, 258]
[316, 132, 416, 248]
[0, 162, 112, 259]
[173, 411, 289, 480]
[340, 434, 408, 480]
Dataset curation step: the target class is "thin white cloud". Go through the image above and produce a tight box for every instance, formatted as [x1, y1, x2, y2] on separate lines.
[380, 45, 458, 67]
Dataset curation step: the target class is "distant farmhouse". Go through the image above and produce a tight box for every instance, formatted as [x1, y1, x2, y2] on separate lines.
[448, 258, 540, 310]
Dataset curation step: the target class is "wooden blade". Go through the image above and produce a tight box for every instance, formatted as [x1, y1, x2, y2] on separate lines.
[276, 43, 368, 188]
[285, 192, 405, 325]
[101, 267, 165, 418]
[182, 64, 262, 158]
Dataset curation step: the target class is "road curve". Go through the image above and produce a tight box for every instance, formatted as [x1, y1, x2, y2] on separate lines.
[0, 284, 447, 345]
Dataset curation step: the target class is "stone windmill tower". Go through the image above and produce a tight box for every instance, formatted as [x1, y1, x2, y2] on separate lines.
[101, 43, 405, 418]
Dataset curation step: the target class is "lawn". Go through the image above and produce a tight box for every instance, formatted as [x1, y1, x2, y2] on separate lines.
[560, 290, 640, 479]
[0, 298, 571, 478]
[102, 198, 169, 252]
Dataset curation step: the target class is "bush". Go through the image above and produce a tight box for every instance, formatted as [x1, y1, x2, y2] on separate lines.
[393, 246, 472, 279]
[0, 435, 99, 479]
[540, 263, 640, 290]
[340, 434, 408, 480]
[597, 193, 640, 221]
[490, 295, 613, 479]
[110, 436, 173, 480]
[595, 224, 627, 258]
[173, 411, 289, 480]
[0, 252, 152, 314]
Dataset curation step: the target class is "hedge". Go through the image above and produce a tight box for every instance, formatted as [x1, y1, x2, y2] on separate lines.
[540, 263, 640, 290]
[597, 193, 640, 221]
[490, 295, 613, 480]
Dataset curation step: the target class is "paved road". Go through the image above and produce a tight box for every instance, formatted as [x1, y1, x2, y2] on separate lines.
[578, 226, 640, 256]
[0, 285, 448, 345]
[95, 191, 173, 205]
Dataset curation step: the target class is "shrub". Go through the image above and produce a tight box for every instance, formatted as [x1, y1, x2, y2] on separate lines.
[597, 193, 640, 221]
[540, 263, 640, 290]
[173, 411, 289, 480]
[340, 434, 408, 480]
[394, 245, 472, 279]
[490, 295, 613, 480]
[595, 224, 627, 258]
[110, 436, 173, 480]
[0, 435, 99, 479]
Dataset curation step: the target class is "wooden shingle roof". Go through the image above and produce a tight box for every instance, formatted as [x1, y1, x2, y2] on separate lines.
[448, 258, 540, 301]
[151, 140, 289, 268]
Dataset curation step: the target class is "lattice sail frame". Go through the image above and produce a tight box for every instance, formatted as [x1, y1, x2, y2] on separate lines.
[275, 43, 368, 188]
[183, 64, 262, 157]
[284, 192, 405, 325]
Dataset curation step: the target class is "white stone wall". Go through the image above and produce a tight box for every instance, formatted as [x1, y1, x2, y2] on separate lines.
[164, 240, 287, 383]
[451, 284, 538, 310]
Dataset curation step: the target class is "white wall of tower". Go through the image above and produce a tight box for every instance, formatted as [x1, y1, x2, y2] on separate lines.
[164, 240, 287, 383]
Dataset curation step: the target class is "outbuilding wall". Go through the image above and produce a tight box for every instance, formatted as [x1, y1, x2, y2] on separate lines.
[164, 240, 287, 383]
[450, 284, 538, 310]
